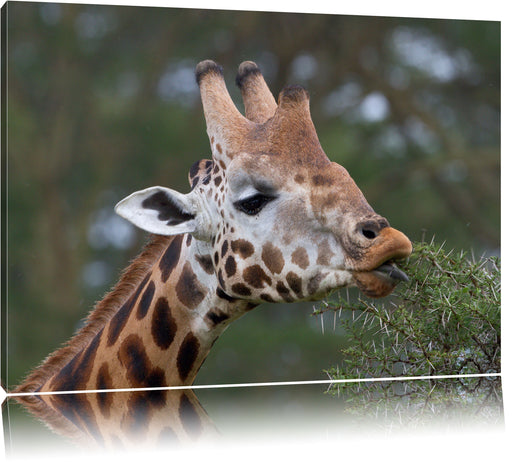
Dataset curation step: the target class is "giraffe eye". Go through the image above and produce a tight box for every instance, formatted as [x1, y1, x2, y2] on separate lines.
[234, 193, 275, 215]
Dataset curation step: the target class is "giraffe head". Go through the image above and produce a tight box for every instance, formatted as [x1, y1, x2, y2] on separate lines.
[116, 60, 412, 302]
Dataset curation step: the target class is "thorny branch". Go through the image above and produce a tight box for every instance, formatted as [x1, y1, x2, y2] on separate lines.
[316, 239, 501, 421]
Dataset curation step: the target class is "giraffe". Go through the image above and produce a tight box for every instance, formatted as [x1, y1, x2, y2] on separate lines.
[13, 60, 412, 447]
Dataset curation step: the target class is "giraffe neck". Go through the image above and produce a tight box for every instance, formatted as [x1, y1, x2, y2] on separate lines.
[33, 233, 253, 395]
[14, 234, 240, 446]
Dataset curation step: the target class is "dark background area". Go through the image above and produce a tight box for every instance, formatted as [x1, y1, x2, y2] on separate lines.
[5, 2, 500, 389]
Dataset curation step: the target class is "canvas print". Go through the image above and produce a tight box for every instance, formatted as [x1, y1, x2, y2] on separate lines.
[1, 1, 501, 456]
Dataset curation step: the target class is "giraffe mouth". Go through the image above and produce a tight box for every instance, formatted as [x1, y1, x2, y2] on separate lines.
[352, 259, 409, 298]
[372, 261, 409, 283]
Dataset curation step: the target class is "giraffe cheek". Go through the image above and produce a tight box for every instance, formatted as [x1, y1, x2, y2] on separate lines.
[261, 242, 285, 275]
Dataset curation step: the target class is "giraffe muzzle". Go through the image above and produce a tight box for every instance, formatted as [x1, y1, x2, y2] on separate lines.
[352, 261, 409, 298]
[349, 226, 412, 298]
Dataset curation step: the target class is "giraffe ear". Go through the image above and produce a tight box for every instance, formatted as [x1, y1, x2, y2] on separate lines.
[115, 186, 198, 236]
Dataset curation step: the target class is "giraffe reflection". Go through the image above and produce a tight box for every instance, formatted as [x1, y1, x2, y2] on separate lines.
[15, 388, 216, 448]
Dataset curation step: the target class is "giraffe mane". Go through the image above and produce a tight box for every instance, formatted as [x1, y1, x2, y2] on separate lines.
[14, 234, 173, 395]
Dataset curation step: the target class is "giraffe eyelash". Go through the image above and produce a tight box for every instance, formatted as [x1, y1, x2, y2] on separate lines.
[234, 193, 276, 215]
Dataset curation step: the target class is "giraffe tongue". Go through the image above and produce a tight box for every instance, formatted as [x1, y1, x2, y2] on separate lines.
[373, 262, 409, 283]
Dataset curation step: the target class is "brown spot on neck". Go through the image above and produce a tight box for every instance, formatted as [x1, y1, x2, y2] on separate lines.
[205, 308, 229, 327]
[159, 235, 184, 283]
[118, 334, 168, 390]
[118, 334, 151, 386]
[177, 333, 200, 382]
[136, 280, 156, 320]
[176, 261, 207, 309]
[195, 254, 215, 275]
[151, 297, 177, 350]
[216, 287, 237, 302]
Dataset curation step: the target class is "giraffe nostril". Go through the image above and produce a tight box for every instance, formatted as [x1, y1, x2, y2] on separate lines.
[359, 218, 389, 240]
[362, 228, 377, 239]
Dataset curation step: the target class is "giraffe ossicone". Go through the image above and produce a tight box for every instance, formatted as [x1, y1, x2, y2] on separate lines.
[14, 60, 412, 447]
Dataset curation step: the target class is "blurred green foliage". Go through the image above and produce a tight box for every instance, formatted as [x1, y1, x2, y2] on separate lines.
[5, 3, 500, 388]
